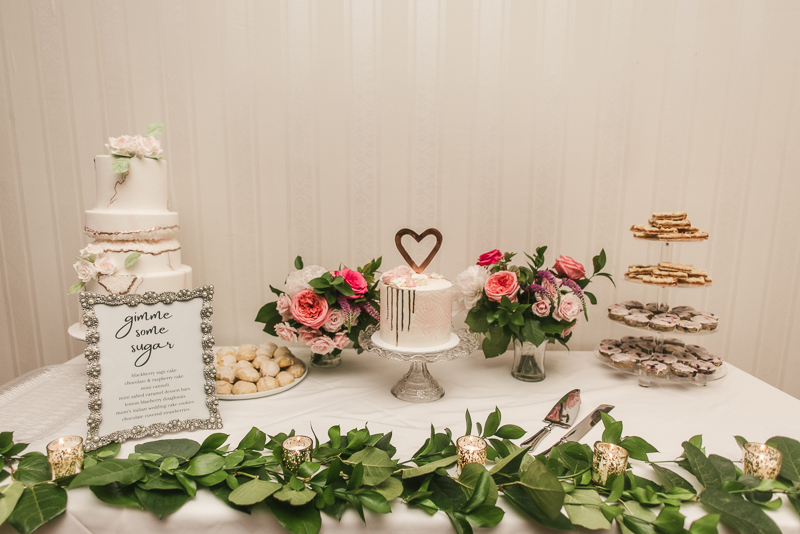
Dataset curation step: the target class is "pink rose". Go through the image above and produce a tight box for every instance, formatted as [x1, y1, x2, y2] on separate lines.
[333, 331, 349, 350]
[275, 322, 298, 342]
[276, 294, 292, 320]
[106, 135, 131, 155]
[290, 289, 330, 328]
[566, 388, 579, 407]
[73, 260, 98, 283]
[477, 249, 503, 266]
[532, 300, 551, 317]
[553, 255, 586, 280]
[334, 268, 368, 298]
[381, 265, 414, 285]
[323, 308, 346, 332]
[94, 256, 117, 275]
[553, 294, 582, 322]
[484, 271, 519, 303]
[298, 326, 321, 345]
[561, 324, 576, 338]
[140, 136, 162, 158]
[310, 335, 336, 355]
[541, 278, 559, 299]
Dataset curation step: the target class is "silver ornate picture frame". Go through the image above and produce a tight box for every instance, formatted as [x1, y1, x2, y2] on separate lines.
[79, 286, 222, 451]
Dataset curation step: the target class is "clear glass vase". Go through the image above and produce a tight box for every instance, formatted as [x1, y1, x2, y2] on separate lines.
[310, 351, 341, 368]
[511, 338, 548, 382]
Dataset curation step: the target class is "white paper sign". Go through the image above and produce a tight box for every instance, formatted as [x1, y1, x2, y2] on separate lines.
[79, 287, 222, 450]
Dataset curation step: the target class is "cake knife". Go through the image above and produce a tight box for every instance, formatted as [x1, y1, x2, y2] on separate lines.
[538, 404, 614, 456]
[521, 389, 581, 451]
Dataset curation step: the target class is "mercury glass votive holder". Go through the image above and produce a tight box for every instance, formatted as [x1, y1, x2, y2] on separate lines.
[743, 442, 783, 479]
[282, 436, 313, 473]
[456, 435, 487, 475]
[46, 436, 84, 479]
[592, 442, 629, 485]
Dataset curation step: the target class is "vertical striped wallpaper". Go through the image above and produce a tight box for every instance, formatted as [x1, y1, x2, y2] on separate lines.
[1, 0, 799, 397]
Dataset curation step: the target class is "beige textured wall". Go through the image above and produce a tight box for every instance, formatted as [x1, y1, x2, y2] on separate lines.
[1, 0, 799, 397]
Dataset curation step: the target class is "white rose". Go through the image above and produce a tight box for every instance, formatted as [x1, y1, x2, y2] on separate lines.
[285, 265, 328, 297]
[411, 273, 428, 286]
[74, 260, 98, 283]
[124, 136, 141, 156]
[429, 272, 443, 279]
[452, 265, 490, 315]
[79, 242, 105, 259]
[141, 136, 162, 158]
[94, 256, 117, 275]
[106, 135, 131, 155]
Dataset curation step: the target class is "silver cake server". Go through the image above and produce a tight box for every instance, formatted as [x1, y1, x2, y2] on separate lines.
[521, 389, 581, 451]
[539, 404, 615, 456]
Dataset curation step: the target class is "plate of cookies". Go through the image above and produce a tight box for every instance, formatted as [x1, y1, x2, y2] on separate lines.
[214, 342, 307, 400]
[630, 211, 709, 241]
[624, 262, 712, 287]
[608, 301, 720, 335]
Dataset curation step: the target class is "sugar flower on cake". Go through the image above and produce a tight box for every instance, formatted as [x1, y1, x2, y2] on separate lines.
[454, 247, 614, 358]
[67, 251, 141, 295]
[105, 123, 164, 175]
[256, 256, 382, 361]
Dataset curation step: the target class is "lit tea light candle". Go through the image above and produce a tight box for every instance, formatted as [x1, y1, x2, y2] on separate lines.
[282, 436, 313, 473]
[46, 436, 84, 480]
[456, 435, 487, 475]
[743, 442, 783, 479]
[591, 442, 629, 485]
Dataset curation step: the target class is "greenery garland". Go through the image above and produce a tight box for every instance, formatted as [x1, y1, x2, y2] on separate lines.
[0, 409, 798, 534]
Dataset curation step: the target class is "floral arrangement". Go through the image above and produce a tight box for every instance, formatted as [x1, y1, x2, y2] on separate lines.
[255, 257, 382, 359]
[453, 247, 613, 357]
[67, 244, 140, 295]
[106, 122, 164, 174]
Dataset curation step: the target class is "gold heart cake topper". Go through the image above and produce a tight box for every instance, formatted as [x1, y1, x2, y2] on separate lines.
[395, 228, 443, 274]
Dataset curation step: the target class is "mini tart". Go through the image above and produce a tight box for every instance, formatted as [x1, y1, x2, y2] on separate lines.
[696, 353, 723, 367]
[690, 361, 716, 375]
[685, 344, 708, 355]
[637, 340, 655, 353]
[601, 338, 621, 347]
[610, 353, 638, 369]
[694, 316, 719, 330]
[641, 361, 669, 377]
[670, 363, 697, 378]
[695, 311, 719, 319]
[662, 345, 686, 356]
[675, 354, 698, 363]
[621, 336, 639, 343]
[621, 300, 645, 309]
[662, 337, 685, 346]
[649, 317, 675, 332]
[619, 343, 639, 352]
[624, 314, 651, 328]
[609, 307, 630, 321]
[652, 354, 678, 365]
[626, 350, 650, 362]
[670, 305, 696, 313]
[599, 345, 622, 358]
[676, 320, 702, 333]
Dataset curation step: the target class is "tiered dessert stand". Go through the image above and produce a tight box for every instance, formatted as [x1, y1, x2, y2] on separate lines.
[599, 237, 727, 387]
[359, 326, 480, 403]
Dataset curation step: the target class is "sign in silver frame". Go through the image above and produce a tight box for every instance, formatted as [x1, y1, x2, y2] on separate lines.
[79, 286, 222, 451]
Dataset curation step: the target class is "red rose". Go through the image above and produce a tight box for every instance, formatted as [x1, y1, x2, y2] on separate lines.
[477, 249, 503, 266]
[484, 271, 519, 303]
[290, 289, 330, 328]
[553, 255, 586, 279]
[334, 268, 368, 298]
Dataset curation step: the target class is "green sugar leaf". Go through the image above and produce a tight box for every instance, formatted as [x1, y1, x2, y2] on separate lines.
[67, 280, 85, 295]
[111, 157, 130, 174]
[124, 252, 141, 268]
[145, 123, 163, 136]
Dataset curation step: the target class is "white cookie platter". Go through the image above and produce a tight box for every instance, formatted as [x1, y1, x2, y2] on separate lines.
[214, 346, 308, 401]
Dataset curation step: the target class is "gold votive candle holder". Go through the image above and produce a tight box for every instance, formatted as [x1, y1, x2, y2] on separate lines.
[46, 436, 84, 479]
[456, 435, 487, 475]
[282, 436, 313, 473]
[592, 442, 629, 485]
[743, 442, 783, 479]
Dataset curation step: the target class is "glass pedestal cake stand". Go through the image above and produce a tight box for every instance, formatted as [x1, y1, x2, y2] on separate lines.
[359, 326, 480, 403]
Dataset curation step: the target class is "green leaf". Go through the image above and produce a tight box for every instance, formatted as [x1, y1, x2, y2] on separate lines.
[651, 464, 696, 493]
[766, 436, 800, 484]
[268, 499, 321, 534]
[90, 483, 142, 509]
[622, 515, 657, 534]
[137, 473, 184, 491]
[88, 443, 120, 460]
[348, 463, 364, 491]
[194, 470, 228, 487]
[175, 472, 197, 496]
[273, 485, 316, 506]
[327, 426, 341, 449]
[654, 506, 686, 534]
[67, 280, 85, 295]
[237, 427, 267, 451]
[735, 436, 749, 450]
[518, 458, 565, 519]
[401, 455, 458, 479]
[489, 445, 530, 476]
[682, 442, 722, 490]
[481, 325, 511, 358]
[458, 464, 497, 510]
[563, 489, 612, 530]
[15, 453, 53, 485]
[343, 447, 396, 486]
[483, 408, 501, 438]
[160, 457, 180, 473]
[111, 157, 130, 174]
[223, 450, 245, 470]
[465, 410, 472, 437]
[689, 514, 721, 534]
[134, 487, 191, 519]
[607, 473, 625, 502]
[708, 454, 737, 482]
[357, 489, 391, 513]
[602, 421, 623, 445]
[294, 256, 304, 270]
[495, 424, 526, 440]
[0, 432, 14, 454]
[465, 307, 490, 334]
[70, 459, 145, 488]
[185, 453, 226, 477]
[0, 481, 25, 525]
[228, 478, 281, 505]
[502, 484, 575, 531]
[618, 436, 658, 462]
[371, 476, 403, 502]
[145, 123, 163, 136]
[124, 252, 141, 268]
[135, 439, 200, 463]
[465, 504, 504, 528]
[701, 488, 782, 534]
[7, 484, 67, 534]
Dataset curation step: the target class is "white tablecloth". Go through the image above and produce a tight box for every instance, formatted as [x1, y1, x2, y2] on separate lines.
[2, 348, 799, 533]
